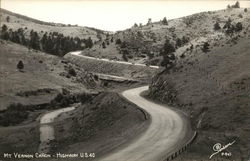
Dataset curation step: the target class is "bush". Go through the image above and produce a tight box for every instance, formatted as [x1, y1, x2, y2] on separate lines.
[17, 60, 24, 70]
[102, 42, 106, 48]
[244, 8, 248, 12]
[6, 16, 10, 22]
[162, 17, 168, 25]
[68, 66, 77, 77]
[202, 42, 210, 53]
[235, 22, 243, 32]
[115, 39, 122, 45]
[160, 39, 176, 68]
[0, 103, 29, 126]
[232, 1, 240, 8]
[214, 22, 221, 31]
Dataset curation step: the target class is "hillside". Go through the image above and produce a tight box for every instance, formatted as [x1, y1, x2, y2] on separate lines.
[81, 8, 250, 66]
[148, 16, 250, 161]
[0, 40, 98, 111]
[0, 8, 106, 41]
[64, 52, 159, 82]
[51, 92, 149, 160]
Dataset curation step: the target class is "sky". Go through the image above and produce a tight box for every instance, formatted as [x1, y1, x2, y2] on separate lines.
[1, 0, 250, 31]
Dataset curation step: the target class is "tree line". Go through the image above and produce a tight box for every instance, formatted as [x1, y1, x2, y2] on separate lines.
[0, 24, 93, 56]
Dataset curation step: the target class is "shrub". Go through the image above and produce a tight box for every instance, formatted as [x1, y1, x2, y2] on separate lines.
[0, 103, 29, 126]
[233, 1, 240, 8]
[102, 42, 106, 48]
[214, 21, 221, 31]
[115, 39, 122, 45]
[160, 39, 176, 68]
[6, 16, 10, 22]
[244, 8, 248, 12]
[122, 53, 128, 61]
[162, 17, 168, 25]
[202, 42, 210, 53]
[235, 22, 243, 32]
[17, 60, 24, 70]
[68, 66, 77, 77]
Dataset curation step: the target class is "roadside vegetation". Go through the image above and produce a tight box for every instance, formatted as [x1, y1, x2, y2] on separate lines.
[148, 2, 250, 160]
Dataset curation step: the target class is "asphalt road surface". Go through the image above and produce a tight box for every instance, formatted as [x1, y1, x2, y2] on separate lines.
[98, 86, 192, 161]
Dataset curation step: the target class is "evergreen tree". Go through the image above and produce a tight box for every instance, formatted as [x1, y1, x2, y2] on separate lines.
[202, 42, 210, 53]
[115, 38, 122, 45]
[2, 24, 8, 32]
[1, 25, 9, 40]
[214, 21, 221, 30]
[6, 16, 10, 22]
[162, 17, 168, 25]
[17, 60, 24, 70]
[233, 1, 240, 8]
[160, 39, 176, 68]
[223, 18, 232, 29]
[182, 36, 189, 44]
[102, 42, 106, 48]
[29, 31, 40, 50]
[176, 38, 182, 47]
[235, 22, 243, 32]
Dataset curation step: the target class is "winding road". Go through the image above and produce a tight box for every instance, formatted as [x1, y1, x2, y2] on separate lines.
[98, 86, 192, 161]
[38, 86, 192, 160]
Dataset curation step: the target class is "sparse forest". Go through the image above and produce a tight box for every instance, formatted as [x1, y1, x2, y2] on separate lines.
[0, 25, 94, 56]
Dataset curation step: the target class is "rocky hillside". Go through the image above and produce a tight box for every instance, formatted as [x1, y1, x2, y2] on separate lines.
[148, 8, 250, 161]
[81, 7, 249, 66]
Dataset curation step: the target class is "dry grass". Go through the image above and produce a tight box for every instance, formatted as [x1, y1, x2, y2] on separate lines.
[149, 34, 250, 160]
[0, 40, 94, 110]
[1, 8, 105, 41]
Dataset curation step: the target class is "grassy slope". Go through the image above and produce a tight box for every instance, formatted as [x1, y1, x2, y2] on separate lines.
[149, 29, 250, 160]
[0, 8, 105, 41]
[0, 40, 97, 111]
[51, 92, 149, 160]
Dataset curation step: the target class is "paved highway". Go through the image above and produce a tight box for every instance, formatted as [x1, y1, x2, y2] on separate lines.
[98, 86, 192, 161]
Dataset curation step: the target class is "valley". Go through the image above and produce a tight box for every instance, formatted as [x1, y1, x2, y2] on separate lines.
[0, 2, 250, 161]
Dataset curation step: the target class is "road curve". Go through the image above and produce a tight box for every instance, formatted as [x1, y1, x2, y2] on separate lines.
[69, 51, 159, 69]
[98, 86, 192, 161]
[38, 107, 75, 153]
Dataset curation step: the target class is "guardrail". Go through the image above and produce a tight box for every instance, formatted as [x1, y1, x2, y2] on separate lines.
[161, 131, 197, 161]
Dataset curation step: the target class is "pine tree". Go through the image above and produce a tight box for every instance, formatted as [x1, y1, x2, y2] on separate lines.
[235, 22, 243, 32]
[214, 21, 221, 31]
[1, 25, 9, 40]
[6, 16, 10, 22]
[29, 31, 40, 50]
[17, 60, 24, 70]
[102, 42, 106, 48]
[160, 39, 176, 68]
[233, 1, 240, 8]
[162, 17, 168, 25]
[202, 42, 210, 53]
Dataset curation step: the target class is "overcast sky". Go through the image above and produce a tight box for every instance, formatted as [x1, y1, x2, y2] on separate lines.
[1, 0, 250, 31]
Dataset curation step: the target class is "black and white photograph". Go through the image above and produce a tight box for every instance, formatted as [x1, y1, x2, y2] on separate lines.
[0, 0, 250, 160]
